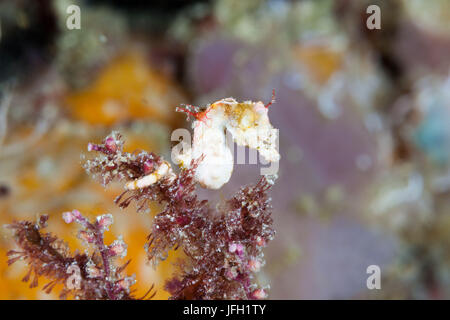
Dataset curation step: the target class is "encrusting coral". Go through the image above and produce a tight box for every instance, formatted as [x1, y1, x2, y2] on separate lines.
[6, 96, 280, 300]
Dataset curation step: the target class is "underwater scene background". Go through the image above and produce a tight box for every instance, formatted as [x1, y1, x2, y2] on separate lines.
[0, 0, 450, 299]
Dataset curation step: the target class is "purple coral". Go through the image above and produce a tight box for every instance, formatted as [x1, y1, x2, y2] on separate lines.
[6, 127, 276, 300]
[84, 132, 276, 299]
[6, 210, 154, 300]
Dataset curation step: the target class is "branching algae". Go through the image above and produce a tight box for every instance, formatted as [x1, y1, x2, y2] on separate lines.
[6, 96, 280, 300]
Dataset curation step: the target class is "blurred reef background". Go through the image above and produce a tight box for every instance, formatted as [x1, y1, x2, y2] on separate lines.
[0, 0, 450, 299]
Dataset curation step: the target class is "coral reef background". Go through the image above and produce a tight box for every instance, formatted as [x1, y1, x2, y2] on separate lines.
[1, 0, 450, 299]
